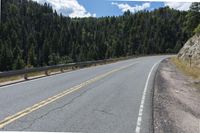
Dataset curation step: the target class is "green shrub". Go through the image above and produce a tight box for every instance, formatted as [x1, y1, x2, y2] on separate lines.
[194, 24, 200, 34]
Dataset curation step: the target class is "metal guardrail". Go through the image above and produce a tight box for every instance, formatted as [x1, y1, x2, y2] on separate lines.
[0, 57, 124, 80]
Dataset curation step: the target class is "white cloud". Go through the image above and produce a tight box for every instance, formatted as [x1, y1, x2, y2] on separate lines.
[112, 2, 150, 13]
[31, 0, 96, 18]
[164, 2, 192, 11]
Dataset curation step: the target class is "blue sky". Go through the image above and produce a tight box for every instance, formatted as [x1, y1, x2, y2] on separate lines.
[32, 0, 192, 17]
[78, 1, 164, 17]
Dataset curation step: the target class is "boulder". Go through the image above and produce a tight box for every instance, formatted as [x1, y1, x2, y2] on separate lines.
[178, 34, 200, 67]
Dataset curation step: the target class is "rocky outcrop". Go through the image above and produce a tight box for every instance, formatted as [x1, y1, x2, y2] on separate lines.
[178, 34, 200, 67]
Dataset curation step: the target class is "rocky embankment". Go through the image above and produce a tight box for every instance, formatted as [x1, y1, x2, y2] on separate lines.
[178, 34, 200, 67]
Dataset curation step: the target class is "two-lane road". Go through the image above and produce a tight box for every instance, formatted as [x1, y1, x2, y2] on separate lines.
[0, 56, 168, 133]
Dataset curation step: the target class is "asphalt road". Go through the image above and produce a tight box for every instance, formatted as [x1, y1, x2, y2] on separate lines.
[0, 56, 168, 133]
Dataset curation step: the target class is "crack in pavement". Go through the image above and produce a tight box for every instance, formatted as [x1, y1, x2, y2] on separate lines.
[18, 87, 92, 131]
[93, 109, 115, 117]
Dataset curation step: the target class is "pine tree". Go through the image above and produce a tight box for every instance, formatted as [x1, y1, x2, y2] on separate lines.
[185, 2, 200, 36]
[190, 2, 200, 12]
[194, 24, 200, 34]
[27, 34, 37, 67]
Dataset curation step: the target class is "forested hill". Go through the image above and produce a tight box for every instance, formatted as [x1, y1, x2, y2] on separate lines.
[0, 0, 200, 71]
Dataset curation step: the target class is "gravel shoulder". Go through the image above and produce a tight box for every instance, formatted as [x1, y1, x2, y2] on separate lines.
[153, 58, 200, 133]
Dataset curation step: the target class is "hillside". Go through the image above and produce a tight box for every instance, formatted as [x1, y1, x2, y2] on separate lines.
[0, 0, 200, 71]
[178, 34, 200, 67]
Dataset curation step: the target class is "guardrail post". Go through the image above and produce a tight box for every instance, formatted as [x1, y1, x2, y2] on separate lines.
[45, 70, 49, 76]
[24, 74, 28, 80]
[74, 66, 78, 69]
[61, 67, 64, 73]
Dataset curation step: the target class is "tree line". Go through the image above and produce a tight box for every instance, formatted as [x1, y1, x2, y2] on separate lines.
[0, 0, 200, 71]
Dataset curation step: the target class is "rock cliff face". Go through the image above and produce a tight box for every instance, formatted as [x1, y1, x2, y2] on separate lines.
[178, 34, 200, 67]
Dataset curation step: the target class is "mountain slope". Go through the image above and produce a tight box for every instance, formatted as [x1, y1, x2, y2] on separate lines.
[0, 0, 197, 71]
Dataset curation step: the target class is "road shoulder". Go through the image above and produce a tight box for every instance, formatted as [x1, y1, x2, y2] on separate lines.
[153, 58, 200, 133]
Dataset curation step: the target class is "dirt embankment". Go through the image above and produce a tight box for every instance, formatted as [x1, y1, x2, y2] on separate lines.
[153, 58, 200, 133]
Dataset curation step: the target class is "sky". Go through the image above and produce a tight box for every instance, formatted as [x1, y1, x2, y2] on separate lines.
[31, 0, 193, 17]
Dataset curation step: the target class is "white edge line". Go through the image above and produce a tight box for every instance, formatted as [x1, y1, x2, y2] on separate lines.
[135, 60, 161, 133]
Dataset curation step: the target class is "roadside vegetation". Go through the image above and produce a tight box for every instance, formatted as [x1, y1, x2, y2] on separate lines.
[0, 75, 23, 83]
[194, 24, 200, 34]
[171, 57, 200, 79]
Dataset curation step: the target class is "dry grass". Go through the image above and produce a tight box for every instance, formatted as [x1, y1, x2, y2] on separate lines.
[27, 71, 46, 77]
[0, 75, 23, 83]
[171, 57, 200, 79]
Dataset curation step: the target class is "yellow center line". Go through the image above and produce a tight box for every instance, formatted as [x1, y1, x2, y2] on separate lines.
[0, 62, 137, 129]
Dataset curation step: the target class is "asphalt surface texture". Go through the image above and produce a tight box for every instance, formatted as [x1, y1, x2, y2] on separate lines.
[0, 56, 168, 133]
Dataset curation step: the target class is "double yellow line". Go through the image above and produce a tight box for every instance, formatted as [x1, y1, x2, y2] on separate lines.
[0, 62, 136, 129]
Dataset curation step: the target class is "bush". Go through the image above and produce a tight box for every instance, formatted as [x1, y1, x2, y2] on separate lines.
[194, 24, 200, 34]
